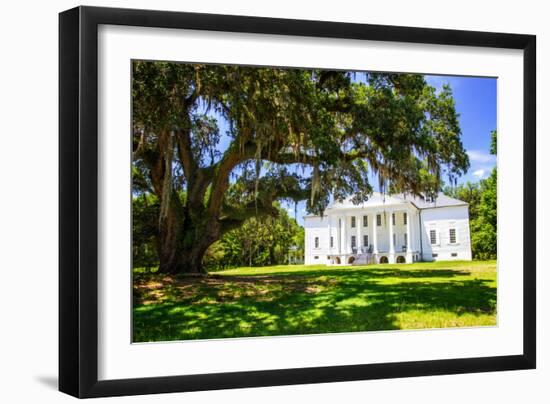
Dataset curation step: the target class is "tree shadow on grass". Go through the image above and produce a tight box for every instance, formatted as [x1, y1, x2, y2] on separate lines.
[133, 267, 496, 342]
[210, 268, 472, 281]
[212, 267, 472, 279]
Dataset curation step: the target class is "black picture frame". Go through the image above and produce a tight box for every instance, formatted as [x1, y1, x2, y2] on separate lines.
[59, 5, 536, 398]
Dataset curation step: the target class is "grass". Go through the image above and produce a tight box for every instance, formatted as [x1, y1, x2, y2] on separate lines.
[133, 260, 497, 342]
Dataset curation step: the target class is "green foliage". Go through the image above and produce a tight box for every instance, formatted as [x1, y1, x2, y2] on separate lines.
[443, 131, 497, 260]
[471, 168, 497, 259]
[132, 193, 159, 269]
[443, 182, 482, 222]
[131, 61, 471, 215]
[204, 204, 305, 269]
[202, 241, 226, 270]
[133, 260, 496, 342]
[490, 129, 497, 155]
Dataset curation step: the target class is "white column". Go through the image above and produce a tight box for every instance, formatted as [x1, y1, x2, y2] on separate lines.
[388, 211, 396, 264]
[328, 215, 332, 253]
[372, 212, 378, 254]
[342, 215, 350, 254]
[341, 215, 347, 254]
[356, 215, 361, 253]
[406, 210, 412, 252]
[389, 211, 395, 254]
[337, 216, 340, 254]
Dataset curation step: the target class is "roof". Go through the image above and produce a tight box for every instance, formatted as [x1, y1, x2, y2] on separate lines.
[398, 192, 468, 209]
[304, 191, 467, 217]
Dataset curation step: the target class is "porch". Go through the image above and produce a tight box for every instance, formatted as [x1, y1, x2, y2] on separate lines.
[327, 248, 420, 266]
[325, 206, 420, 265]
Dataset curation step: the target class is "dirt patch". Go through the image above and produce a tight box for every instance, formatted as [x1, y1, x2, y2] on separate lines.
[134, 273, 337, 305]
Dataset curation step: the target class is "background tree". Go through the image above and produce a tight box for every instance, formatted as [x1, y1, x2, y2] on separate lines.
[443, 182, 482, 223]
[470, 170, 497, 259]
[132, 62, 469, 274]
[215, 204, 304, 268]
[132, 193, 159, 270]
[470, 131, 497, 259]
[443, 130, 496, 259]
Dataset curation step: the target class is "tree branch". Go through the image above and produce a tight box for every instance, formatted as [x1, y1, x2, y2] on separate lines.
[206, 137, 257, 216]
[175, 128, 197, 180]
[219, 200, 278, 234]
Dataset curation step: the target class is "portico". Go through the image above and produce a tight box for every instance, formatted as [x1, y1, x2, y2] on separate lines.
[326, 207, 419, 265]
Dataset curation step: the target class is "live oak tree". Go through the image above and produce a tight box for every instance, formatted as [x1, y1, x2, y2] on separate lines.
[132, 61, 469, 274]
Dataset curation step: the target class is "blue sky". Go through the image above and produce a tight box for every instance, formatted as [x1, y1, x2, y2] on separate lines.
[425, 75, 497, 183]
[205, 73, 497, 226]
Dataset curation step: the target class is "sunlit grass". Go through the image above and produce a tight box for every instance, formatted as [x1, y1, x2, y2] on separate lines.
[133, 260, 497, 342]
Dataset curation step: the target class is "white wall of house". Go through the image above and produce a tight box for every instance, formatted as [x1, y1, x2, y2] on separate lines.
[419, 205, 472, 261]
[304, 215, 331, 265]
[304, 204, 471, 264]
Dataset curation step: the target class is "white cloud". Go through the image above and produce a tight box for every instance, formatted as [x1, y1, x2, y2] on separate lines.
[473, 169, 486, 178]
[467, 150, 495, 164]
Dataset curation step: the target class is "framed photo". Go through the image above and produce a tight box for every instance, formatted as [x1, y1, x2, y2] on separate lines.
[59, 6, 536, 398]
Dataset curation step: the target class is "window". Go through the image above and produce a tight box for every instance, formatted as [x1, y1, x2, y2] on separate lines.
[314, 237, 319, 248]
[451, 253, 458, 257]
[363, 235, 369, 247]
[351, 216, 356, 228]
[392, 233, 396, 247]
[432, 253, 438, 258]
[449, 228, 457, 244]
[403, 212, 407, 225]
[351, 235, 356, 248]
[430, 229, 437, 245]
[363, 215, 368, 227]
[330, 236, 333, 248]
[404, 233, 407, 247]
[314, 256, 319, 259]
[392, 213, 395, 226]
[376, 214, 382, 226]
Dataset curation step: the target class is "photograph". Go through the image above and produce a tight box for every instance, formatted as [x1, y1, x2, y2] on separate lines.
[131, 61, 498, 343]
[0, 0, 543, 401]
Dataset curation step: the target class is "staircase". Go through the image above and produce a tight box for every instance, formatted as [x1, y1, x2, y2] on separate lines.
[351, 253, 373, 265]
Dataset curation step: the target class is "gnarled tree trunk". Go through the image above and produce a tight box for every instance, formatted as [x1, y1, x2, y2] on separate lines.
[157, 202, 221, 275]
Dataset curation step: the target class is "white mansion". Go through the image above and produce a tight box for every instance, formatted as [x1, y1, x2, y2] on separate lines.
[304, 192, 472, 265]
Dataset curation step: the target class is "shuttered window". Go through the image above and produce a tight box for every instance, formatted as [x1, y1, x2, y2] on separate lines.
[449, 228, 457, 244]
[430, 230, 437, 245]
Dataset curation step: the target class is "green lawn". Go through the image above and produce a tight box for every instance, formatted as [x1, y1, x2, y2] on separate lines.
[133, 260, 496, 342]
